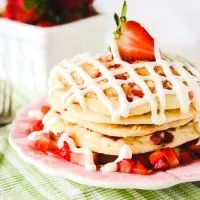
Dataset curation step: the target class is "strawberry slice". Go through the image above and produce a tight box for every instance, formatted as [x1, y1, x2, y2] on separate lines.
[36, 21, 55, 28]
[114, 1, 155, 62]
[189, 145, 200, 155]
[132, 160, 148, 175]
[154, 159, 169, 170]
[30, 120, 44, 132]
[41, 105, 51, 115]
[163, 148, 179, 167]
[180, 151, 193, 164]
[149, 150, 165, 166]
[57, 142, 71, 161]
[32, 133, 57, 152]
[117, 159, 135, 173]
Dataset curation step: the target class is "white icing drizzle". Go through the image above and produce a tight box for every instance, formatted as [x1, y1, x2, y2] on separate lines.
[42, 109, 61, 132]
[57, 132, 96, 171]
[49, 37, 200, 125]
[28, 130, 44, 141]
[100, 144, 132, 173]
[28, 110, 44, 120]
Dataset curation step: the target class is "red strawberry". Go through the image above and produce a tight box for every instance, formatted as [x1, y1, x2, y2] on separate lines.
[132, 160, 148, 175]
[114, 1, 155, 62]
[188, 91, 194, 101]
[150, 134, 163, 145]
[149, 150, 165, 166]
[117, 159, 135, 173]
[163, 148, 179, 167]
[58, 0, 83, 10]
[41, 105, 51, 114]
[32, 133, 57, 152]
[33, 140, 49, 152]
[36, 21, 55, 28]
[189, 144, 200, 155]
[15, 0, 40, 23]
[154, 159, 169, 170]
[30, 120, 44, 132]
[180, 151, 193, 164]
[3, 1, 15, 19]
[57, 142, 71, 161]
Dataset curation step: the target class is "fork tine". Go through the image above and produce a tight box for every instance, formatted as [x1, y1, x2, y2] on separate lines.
[0, 79, 5, 115]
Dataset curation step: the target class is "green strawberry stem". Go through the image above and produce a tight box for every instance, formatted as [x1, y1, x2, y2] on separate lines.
[114, 13, 120, 26]
[120, 1, 127, 20]
[114, 1, 127, 39]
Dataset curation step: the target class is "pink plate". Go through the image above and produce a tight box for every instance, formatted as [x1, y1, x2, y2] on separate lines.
[9, 98, 200, 190]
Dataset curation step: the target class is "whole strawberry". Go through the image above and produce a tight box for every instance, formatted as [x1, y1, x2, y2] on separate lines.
[114, 1, 155, 62]
[15, 0, 41, 23]
[3, 0, 15, 19]
[58, 0, 84, 10]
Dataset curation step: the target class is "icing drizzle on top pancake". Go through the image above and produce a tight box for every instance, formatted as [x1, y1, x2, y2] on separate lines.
[49, 38, 200, 125]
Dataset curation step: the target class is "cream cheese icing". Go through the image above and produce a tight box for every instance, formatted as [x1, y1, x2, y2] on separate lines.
[100, 144, 132, 172]
[57, 132, 96, 171]
[28, 110, 44, 120]
[28, 130, 44, 141]
[48, 38, 200, 125]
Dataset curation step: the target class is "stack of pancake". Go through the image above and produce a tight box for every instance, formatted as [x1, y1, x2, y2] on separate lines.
[44, 53, 200, 159]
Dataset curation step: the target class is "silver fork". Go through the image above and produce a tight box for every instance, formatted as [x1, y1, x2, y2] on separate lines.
[0, 79, 12, 125]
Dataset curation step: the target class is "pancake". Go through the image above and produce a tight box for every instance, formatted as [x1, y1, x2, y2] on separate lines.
[49, 89, 182, 116]
[64, 117, 192, 137]
[49, 122, 200, 156]
[62, 104, 195, 125]
[48, 53, 200, 125]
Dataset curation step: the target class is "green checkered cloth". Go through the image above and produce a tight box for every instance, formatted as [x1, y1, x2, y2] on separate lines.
[0, 89, 200, 200]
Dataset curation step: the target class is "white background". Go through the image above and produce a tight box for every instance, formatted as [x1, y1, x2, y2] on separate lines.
[94, 0, 200, 65]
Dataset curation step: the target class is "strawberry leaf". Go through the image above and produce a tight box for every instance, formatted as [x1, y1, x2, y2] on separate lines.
[24, 0, 46, 16]
[114, 13, 120, 26]
[120, 1, 127, 20]
[24, 0, 37, 9]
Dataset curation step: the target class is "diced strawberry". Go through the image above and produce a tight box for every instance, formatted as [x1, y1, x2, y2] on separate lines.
[36, 21, 55, 27]
[188, 91, 194, 101]
[189, 145, 200, 155]
[58, 142, 70, 161]
[32, 133, 57, 152]
[163, 148, 179, 167]
[149, 150, 165, 165]
[154, 159, 169, 170]
[41, 105, 51, 115]
[150, 134, 163, 145]
[180, 151, 193, 164]
[114, 2, 155, 62]
[174, 148, 181, 161]
[131, 88, 144, 98]
[163, 131, 174, 144]
[135, 154, 151, 168]
[117, 159, 135, 173]
[30, 120, 44, 132]
[33, 141, 49, 152]
[115, 74, 127, 80]
[132, 160, 148, 175]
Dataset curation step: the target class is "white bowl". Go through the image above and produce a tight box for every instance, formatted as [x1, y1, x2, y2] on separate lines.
[0, 15, 111, 94]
